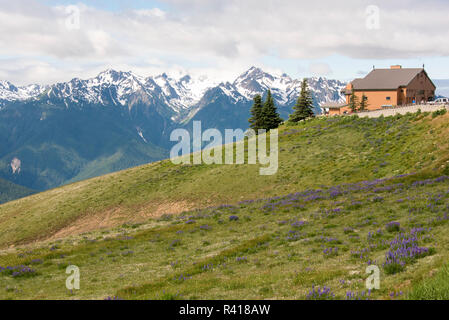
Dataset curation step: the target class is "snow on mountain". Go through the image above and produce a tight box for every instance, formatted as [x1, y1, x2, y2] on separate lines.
[307, 77, 347, 104]
[136, 127, 148, 143]
[153, 73, 218, 114]
[233, 66, 291, 103]
[40, 69, 218, 119]
[0, 67, 346, 116]
[217, 81, 246, 102]
[0, 80, 47, 104]
[47, 69, 148, 106]
[232, 66, 346, 106]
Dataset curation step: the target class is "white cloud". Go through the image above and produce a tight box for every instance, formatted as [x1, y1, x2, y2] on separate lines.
[0, 0, 448, 85]
[133, 8, 166, 19]
[309, 63, 333, 77]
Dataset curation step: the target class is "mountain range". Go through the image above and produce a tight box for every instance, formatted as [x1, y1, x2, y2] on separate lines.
[0, 67, 346, 201]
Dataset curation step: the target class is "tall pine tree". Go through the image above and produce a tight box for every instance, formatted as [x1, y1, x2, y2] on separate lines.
[289, 78, 314, 122]
[359, 94, 368, 111]
[248, 94, 263, 131]
[260, 90, 283, 131]
[349, 90, 359, 112]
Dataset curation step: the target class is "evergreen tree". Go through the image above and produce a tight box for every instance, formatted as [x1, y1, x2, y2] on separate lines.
[349, 90, 359, 112]
[289, 78, 315, 122]
[248, 94, 263, 131]
[260, 90, 283, 130]
[359, 94, 368, 111]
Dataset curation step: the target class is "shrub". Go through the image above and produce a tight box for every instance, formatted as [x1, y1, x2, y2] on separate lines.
[384, 262, 406, 275]
[386, 222, 400, 233]
[383, 233, 432, 274]
[432, 109, 447, 118]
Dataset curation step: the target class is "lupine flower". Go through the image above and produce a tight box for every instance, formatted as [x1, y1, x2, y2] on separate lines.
[383, 233, 431, 274]
[306, 285, 335, 300]
[0, 265, 37, 278]
[236, 256, 248, 262]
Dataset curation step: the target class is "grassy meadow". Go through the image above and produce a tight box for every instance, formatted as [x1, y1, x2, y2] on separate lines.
[1, 110, 449, 299]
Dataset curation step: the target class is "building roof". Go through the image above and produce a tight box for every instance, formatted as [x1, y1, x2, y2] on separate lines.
[321, 102, 347, 109]
[351, 68, 433, 91]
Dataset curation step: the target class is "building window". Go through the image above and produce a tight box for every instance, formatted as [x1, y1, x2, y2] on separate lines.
[386, 97, 391, 101]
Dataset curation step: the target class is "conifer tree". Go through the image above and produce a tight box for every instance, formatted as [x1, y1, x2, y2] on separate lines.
[290, 78, 314, 122]
[349, 90, 359, 112]
[260, 90, 283, 130]
[248, 94, 263, 131]
[359, 94, 368, 111]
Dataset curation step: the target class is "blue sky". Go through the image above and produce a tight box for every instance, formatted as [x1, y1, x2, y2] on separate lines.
[1, 0, 449, 87]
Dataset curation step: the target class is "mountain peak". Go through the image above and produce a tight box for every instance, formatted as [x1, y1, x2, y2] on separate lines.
[239, 66, 265, 78]
[96, 69, 129, 81]
[180, 75, 191, 83]
[233, 66, 279, 99]
[0, 80, 46, 103]
[248, 66, 263, 72]
[0, 80, 16, 91]
[99, 68, 119, 74]
[155, 72, 170, 80]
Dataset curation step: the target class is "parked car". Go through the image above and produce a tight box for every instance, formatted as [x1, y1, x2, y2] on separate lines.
[431, 97, 449, 105]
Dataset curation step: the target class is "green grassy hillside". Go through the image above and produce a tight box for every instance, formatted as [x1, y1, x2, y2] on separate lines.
[1, 111, 449, 299]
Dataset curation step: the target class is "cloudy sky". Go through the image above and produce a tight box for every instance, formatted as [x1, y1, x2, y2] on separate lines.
[1, 0, 449, 86]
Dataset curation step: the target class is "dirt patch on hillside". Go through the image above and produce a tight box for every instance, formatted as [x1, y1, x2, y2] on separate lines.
[48, 200, 194, 241]
[142, 201, 193, 217]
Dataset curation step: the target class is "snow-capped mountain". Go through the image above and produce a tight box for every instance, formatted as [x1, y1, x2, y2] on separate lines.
[230, 66, 345, 106]
[0, 80, 47, 105]
[0, 67, 345, 118]
[234, 67, 295, 103]
[47, 69, 148, 106]
[153, 73, 219, 115]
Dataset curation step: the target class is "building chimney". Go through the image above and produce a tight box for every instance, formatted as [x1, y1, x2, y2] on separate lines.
[391, 65, 402, 69]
